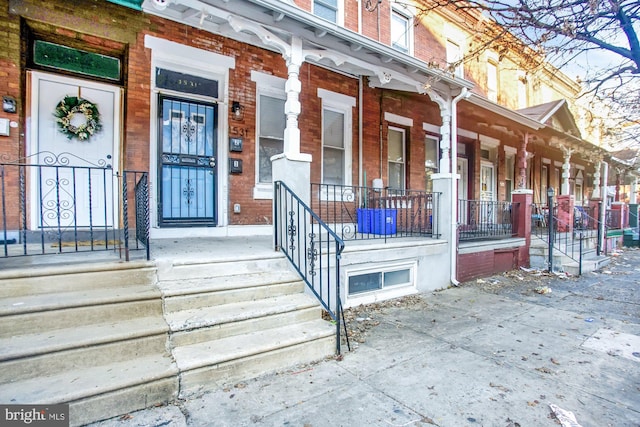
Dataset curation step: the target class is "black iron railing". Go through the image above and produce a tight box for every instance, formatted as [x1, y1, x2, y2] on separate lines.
[457, 199, 516, 241]
[0, 152, 149, 260]
[121, 171, 150, 261]
[274, 181, 347, 354]
[532, 203, 602, 275]
[310, 183, 440, 241]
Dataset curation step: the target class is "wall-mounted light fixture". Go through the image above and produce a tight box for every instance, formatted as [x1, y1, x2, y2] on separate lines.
[2, 96, 16, 114]
[231, 101, 244, 121]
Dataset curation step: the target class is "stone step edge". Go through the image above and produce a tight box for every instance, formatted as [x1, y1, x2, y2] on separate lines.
[158, 273, 303, 298]
[165, 293, 320, 332]
[0, 285, 160, 317]
[162, 251, 286, 268]
[173, 319, 335, 372]
[0, 354, 178, 405]
[0, 316, 169, 362]
[0, 260, 155, 281]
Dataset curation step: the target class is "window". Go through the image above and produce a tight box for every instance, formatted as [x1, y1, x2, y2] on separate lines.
[348, 267, 413, 294]
[541, 164, 549, 204]
[388, 127, 406, 190]
[487, 61, 498, 102]
[446, 39, 463, 78]
[425, 135, 439, 192]
[322, 109, 345, 185]
[252, 71, 286, 199]
[314, 0, 339, 23]
[517, 71, 528, 109]
[505, 153, 515, 200]
[257, 95, 285, 183]
[318, 89, 355, 187]
[391, 8, 411, 54]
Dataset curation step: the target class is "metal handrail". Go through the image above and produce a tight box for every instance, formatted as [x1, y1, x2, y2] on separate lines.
[310, 183, 440, 241]
[457, 199, 516, 241]
[274, 181, 347, 354]
[0, 153, 150, 260]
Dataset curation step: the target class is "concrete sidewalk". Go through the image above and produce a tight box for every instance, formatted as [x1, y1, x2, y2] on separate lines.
[90, 249, 640, 427]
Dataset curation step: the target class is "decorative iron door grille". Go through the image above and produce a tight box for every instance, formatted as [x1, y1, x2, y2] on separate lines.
[158, 96, 217, 227]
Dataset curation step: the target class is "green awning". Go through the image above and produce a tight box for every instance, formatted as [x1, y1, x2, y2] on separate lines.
[106, 0, 143, 10]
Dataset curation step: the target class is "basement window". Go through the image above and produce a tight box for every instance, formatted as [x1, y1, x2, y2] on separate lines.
[348, 264, 414, 295]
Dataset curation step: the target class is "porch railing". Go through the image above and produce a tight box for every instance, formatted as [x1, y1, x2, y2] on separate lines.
[310, 183, 440, 241]
[274, 181, 347, 355]
[0, 152, 150, 260]
[121, 171, 151, 261]
[532, 204, 602, 275]
[457, 199, 516, 241]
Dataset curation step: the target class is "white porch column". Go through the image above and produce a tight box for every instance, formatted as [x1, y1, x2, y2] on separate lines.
[561, 146, 573, 195]
[272, 36, 312, 204]
[592, 160, 602, 199]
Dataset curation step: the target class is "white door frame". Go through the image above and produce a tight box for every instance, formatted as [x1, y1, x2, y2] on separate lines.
[27, 71, 121, 230]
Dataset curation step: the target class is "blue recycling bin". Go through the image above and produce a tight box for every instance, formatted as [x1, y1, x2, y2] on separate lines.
[357, 208, 397, 235]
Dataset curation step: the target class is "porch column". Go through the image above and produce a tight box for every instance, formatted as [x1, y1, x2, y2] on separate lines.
[632, 176, 639, 204]
[511, 189, 533, 267]
[426, 89, 452, 174]
[592, 160, 602, 199]
[272, 36, 312, 205]
[561, 146, 573, 195]
[517, 133, 529, 189]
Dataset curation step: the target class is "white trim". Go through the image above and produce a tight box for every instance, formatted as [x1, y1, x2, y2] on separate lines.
[554, 161, 563, 167]
[345, 260, 417, 307]
[503, 146, 517, 156]
[575, 164, 585, 170]
[423, 123, 440, 134]
[384, 112, 413, 127]
[542, 157, 551, 164]
[145, 35, 235, 72]
[318, 88, 356, 107]
[480, 134, 500, 148]
[318, 88, 355, 187]
[390, 4, 414, 56]
[457, 128, 477, 139]
[254, 71, 287, 199]
[251, 70, 286, 91]
[28, 71, 122, 230]
[146, 36, 234, 234]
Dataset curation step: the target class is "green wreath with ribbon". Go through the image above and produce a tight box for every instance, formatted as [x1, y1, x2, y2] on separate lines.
[54, 95, 102, 141]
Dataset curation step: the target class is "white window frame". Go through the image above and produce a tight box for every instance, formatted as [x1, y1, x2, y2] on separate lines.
[346, 261, 417, 307]
[318, 88, 355, 196]
[517, 70, 528, 109]
[391, 6, 413, 55]
[252, 71, 286, 200]
[313, 0, 344, 25]
[486, 54, 498, 103]
[388, 126, 407, 191]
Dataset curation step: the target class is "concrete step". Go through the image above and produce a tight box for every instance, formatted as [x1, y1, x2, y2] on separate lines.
[156, 253, 291, 282]
[165, 293, 319, 334]
[0, 286, 160, 323]
[0, 315, 168, 362]
[0, 261, 156, 298]
[0, 353, 178, 427]
[0, 334, 169, 383]
[175, 319, 335, 396]
[158, 269, 301, 298]
[164, 280, 304, 312]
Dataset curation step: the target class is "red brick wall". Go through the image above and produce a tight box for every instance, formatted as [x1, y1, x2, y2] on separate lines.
[457, 248, 520, 282]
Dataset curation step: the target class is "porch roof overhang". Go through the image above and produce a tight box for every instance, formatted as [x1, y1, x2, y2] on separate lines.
[465, 94, 543, 131]
[140, 0, 473, 96]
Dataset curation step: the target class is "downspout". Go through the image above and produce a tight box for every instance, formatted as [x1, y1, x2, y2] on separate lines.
[600, 161, 609, 253]
[359, 76, 363, 187]
[450, 87, 470, 286]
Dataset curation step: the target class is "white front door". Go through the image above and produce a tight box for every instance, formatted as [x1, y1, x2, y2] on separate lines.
[480, 161, 496, 223]
[29, 72, 121, 229]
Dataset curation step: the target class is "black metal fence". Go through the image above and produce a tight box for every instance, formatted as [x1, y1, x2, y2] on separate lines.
[310, 183, 440, 241]
[274, 181, 347, 354]
[0, 152, 149, 260]
[457, 199, 516, 241]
